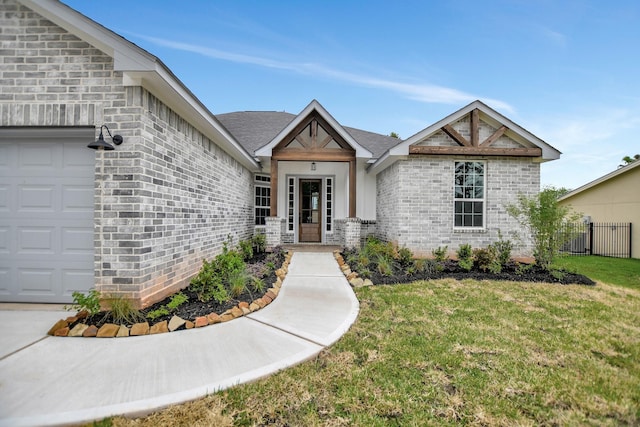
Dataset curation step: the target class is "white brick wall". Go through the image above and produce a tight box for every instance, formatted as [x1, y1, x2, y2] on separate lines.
[1, 1, 254, 307]
[377, 155, 537, 257]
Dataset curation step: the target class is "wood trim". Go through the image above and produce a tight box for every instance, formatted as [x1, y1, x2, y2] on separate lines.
[409, 145, 542, 157]
[272, 149, 355, 162]
[270, 158, 278, 216]
[349, 159, 356, 217]
[470, 109, 479, 147]
[442, 124, 470, 147]
[480, 125, 508, 147]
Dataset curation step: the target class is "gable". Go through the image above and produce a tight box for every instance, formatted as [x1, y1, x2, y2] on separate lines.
[255, 100, 372, 159]
[369, 100, 561, 174]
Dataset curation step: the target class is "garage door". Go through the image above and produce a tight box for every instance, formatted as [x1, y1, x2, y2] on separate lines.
[0, 128, 95, 303]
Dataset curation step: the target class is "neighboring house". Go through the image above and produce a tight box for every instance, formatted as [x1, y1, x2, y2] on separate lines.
[558, 161, 640, 259]
[0, 0, 560, 307]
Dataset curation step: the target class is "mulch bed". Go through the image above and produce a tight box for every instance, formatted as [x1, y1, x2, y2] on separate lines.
[79, 251, 285, 330]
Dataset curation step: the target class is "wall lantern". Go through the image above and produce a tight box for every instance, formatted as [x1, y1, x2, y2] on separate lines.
[88, 125, 124, 150]
[311, 161, 316, 171]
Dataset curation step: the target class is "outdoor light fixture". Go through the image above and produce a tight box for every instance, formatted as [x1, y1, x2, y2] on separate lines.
[88, 125, 124, 150]
[311, 161, 316, 171]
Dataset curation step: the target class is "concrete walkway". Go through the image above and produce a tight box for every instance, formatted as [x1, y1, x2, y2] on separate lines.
[0, 252, 359, 427]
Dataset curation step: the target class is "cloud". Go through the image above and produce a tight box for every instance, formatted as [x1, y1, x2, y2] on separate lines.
[131, 33, 513, 112]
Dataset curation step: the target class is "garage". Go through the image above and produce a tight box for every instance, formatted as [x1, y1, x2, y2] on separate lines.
[0, 128, 95, 303]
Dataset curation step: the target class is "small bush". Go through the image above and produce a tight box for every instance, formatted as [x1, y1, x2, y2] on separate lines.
[147, 307, 169, 321]
[432, 246, 448, 263]
[493, 231, 513, 266]
[105, 295, 144, 325]
[397, 246, 414, 267]
[65, 289, 101, 315]
[376, 254, 394, 276]
[414, 258, 437, 275]
[238, 239, 254, 261]
[166, 292, 188, 311]
[252, 233, 266, 254]
[457, 244, 474, 271]
[474, 246, 500, 273]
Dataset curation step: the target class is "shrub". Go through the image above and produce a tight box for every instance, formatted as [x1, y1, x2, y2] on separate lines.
[65, 289, 102, 315]
[238, 239, 254, 261]
[397, 246, 414, 267]
[228, 269, 249, 298]
[493, 231, 513, 266]
[376, 254, 394, 276]
[457, 244, 474, 272]
[473, 246, 500, 273]
[432, 246, 448, 263]
[105, 295, 144, 325]
[252, 233, 266, 254]
[147, 307, 169, 321]
[166, 292, 188, 311]
[507, 186, 582, 269]
[190, 259, 231, 303]
[414, 258, 437, 275]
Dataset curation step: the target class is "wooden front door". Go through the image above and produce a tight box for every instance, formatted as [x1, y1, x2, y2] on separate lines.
[299, 179, 322, 242]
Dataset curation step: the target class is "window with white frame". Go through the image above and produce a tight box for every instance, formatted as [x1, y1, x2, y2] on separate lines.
[254, 174, 270, 226]
[454, 161, 485, 228]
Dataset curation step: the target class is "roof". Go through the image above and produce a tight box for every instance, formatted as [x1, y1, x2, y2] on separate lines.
[370, 100, 562, 174]
[19, 0, 260, 171]
[218, 101, 401, 159]
[559, 160, 640, 201]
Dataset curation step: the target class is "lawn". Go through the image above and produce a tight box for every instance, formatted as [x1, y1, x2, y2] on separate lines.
[553, 255, 640, 289]
[109, 274, 640, 426]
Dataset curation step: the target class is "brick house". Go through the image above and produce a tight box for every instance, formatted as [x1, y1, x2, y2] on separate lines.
[0, 0, 561, 306]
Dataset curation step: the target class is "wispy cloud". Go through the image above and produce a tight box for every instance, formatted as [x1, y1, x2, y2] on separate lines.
[131, 33, 514, 112]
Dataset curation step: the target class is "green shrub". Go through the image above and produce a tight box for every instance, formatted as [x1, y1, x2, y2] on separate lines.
[414, 258, 437, 275]
[252, 233, 266, 254]
[397, 246, 413, 266]
[457, 244, 474, 271]
[432, 246, 448, 263]
[473, 246, 501, 273]
[376, 254, 394, 276]
[65, 289, 101, 315]
[147, 307, 169, 321]
[493, 231, 513, 266]
[166, 292, 188, 311]
[238, 239, 254, 261]
[105, 295, 144, 325]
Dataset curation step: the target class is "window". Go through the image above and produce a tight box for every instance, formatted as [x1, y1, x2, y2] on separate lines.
[254, 175, 270, 226]
[287, 177, 295, 232]
[454, 161, 485, 228]
[325, 178, 333, 232]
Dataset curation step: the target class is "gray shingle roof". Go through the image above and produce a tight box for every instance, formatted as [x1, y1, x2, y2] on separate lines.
[216, 111, 401, 159]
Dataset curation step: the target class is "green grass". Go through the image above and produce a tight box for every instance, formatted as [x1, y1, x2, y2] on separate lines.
[554, 255, 640, 289]
[112, 277, 640, 427]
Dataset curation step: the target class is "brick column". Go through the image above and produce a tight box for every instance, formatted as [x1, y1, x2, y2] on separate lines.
[343, 217, 362, 249]
[265, 217, 284, 251]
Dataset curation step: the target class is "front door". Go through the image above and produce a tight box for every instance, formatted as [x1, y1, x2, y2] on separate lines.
[299, 179, 321, 242]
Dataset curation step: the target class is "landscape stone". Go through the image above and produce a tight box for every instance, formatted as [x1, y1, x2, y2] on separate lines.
[116, 325, 129, 337]
[54, 327, 69, 337]
[241, 307, 251, 315]
[238, 301, 249, 309]
[363, 279, 374, 287]
[249, 302, 260, 312]
[350, 277, 365, 288]
[255, 298, 266, 308]
[97, 323, 119, 338]
[168, 315, 186, 331]
[68, 323, 89, 337]
[269, 287, 279, 296]
[231, 306, 244, 318]
[346, 272, 358, 280]
[47, 319, 68, 336]
[150, 320, 169, 334]
[130, 322, 150, 336]
[82, 325, 98, 337]
[220, 313, 234, 322]
[64, 316, 78, 323]
[194, 316, 208, 328]
[185, 320, 194, 329]
[76, 310, 89, 319]
[266, 290, 276, 300]
[262, 295, 273, 304]
[207, 313, 221, 324]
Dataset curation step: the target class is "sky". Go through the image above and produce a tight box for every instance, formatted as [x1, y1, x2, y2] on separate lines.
[63, 0, 640, 190]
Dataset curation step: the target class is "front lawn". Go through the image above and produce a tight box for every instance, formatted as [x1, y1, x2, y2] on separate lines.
[109, 276, 640, 426]
[553, 255, 640, 289]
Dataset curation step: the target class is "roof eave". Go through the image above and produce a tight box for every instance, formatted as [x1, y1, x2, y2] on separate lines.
[559, 160, 640, 201]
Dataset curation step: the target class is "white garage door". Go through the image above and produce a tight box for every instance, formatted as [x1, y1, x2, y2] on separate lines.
[0, 128, 95, 303]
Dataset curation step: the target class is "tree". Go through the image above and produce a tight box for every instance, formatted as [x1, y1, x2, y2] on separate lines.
[389, 132, 400, 139]
[619, 154, 640, 168]
[506, 187, 582, 269]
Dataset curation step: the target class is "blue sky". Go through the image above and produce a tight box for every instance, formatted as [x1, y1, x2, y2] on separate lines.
[63, 0, 640, 190]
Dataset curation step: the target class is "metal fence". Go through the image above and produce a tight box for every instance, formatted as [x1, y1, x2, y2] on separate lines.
[559, 222, 632, 258]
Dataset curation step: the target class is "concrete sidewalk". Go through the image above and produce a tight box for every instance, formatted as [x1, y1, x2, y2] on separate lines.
[0, 252, 359, 427]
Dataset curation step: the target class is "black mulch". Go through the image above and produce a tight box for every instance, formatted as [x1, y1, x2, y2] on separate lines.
[79, 251, 283, 330]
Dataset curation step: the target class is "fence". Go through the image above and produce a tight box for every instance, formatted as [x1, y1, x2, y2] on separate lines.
[560, 222, 632, 258]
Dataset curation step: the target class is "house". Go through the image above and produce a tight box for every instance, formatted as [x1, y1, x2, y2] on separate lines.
[558, 161, 639, 259]
[0, 0, 560, 307]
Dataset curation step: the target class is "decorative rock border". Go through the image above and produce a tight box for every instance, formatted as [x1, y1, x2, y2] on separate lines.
[333, 250, 374, 288]
[47, 251, 293, 338]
